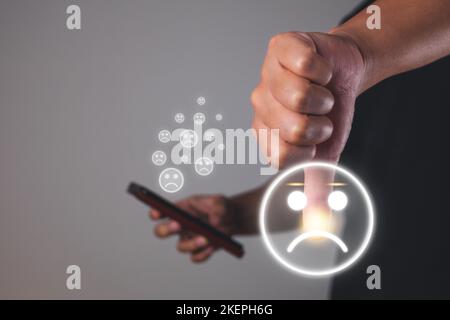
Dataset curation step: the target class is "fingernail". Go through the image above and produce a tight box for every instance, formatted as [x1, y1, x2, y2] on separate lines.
[168, 221, 180, 232]
[195, 236, 208, 246]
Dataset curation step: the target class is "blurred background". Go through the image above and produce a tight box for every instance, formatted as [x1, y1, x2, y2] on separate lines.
[0, 0, 360, 299]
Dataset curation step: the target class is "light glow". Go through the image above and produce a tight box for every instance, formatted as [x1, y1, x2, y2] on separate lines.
[259, 162, 375, 277]
[287, 191, 307, 211]
[328, 191, 348, 211]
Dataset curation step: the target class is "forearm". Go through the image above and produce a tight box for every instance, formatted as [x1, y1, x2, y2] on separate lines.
[331, 0, 450, 93]
[229, 185, 265, 235]
[230, 183, 298, 235]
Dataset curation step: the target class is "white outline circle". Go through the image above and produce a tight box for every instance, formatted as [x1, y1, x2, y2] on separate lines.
[174, 113, 185, 124]
[158, 130, 171, 143]
[193, 112, 206, 125]
[259, 162, 375, 277]
[159, 168, 184, 193]
[197, 96, 206, 106]
[179, 130, 198, 148]
[194, 157, 214, 176]
[151, 150, 167, 166]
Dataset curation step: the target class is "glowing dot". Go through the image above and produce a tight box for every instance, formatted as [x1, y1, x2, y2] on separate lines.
[218, 144, 225, 151]
[215, 113, 223, 121]
[328, 191, 348, 211]
[197, 96, 206, 106]
[287, 191, 307, 211]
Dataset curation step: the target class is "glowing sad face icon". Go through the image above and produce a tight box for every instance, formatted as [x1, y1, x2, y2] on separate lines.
[193, 112, 206, 125]
[260, 162, 375, 277]
[179, 130, 198, 148]
[174, 113, 185, 124]
[151, 150, 167, 166]
[159, 168, 184, 193]
[158, 130, 171, 143]
[194, 157, 214, 176]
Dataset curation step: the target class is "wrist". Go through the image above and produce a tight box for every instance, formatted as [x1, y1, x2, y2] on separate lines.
[228, 186, 265, 235]
[328, 27, 376, 95]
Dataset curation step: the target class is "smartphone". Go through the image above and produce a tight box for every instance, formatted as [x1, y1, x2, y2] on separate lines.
[127, 182, 244, 258]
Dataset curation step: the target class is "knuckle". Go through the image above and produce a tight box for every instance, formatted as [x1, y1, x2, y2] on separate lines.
[321, 89, 335, 113]
[286, 117, 309, 144]
[268, 32, 294, 50]
[287, 125, 303, 144]
[295, 50, 315, 74]
[290, 85, 310, 109]
[268, 34, 282, 50]
[250, 86, 262, 111]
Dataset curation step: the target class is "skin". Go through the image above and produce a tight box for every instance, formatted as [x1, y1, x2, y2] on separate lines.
[150, 0, 450, 262]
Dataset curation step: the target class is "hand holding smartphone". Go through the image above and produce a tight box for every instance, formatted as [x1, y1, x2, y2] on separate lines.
[127, 182, 244, 258]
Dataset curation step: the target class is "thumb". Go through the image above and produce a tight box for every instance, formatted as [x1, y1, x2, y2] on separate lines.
[302, 163, 337, 232]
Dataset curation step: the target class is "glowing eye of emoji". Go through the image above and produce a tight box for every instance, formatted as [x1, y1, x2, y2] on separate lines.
[287, 191, 307, 211]
[328, 191, 348, 211]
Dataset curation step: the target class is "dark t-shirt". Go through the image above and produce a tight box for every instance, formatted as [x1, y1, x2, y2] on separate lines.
[331, 2, 450, 299]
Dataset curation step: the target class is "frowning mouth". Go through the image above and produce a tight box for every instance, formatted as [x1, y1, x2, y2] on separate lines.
[287, 230, 348, 253]
[164, 182, 179, 189]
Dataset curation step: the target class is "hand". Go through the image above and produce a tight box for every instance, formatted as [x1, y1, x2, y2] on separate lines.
[149, 194, 242, 263]
[251, 31, 366, 166]
[251, 31, 367, 230]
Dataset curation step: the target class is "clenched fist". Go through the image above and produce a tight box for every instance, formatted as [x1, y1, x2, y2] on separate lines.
[252, 31, 367, 231]
[251, 31, 366, 167]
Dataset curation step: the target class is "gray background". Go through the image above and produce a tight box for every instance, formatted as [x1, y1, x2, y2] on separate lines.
[0, 0, 359, 299]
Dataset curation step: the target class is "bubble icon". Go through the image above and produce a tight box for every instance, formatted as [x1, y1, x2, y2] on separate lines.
[159, 168, 184, 193]
[151, 151, 167, 166]
[194, 157, 214, 176]
[193, 112, 206, 125]
[179, 130, 198, 148]
[174, 113, 185, 124]
[197, 96, 206, 106]
[158, 130, 171, 143]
